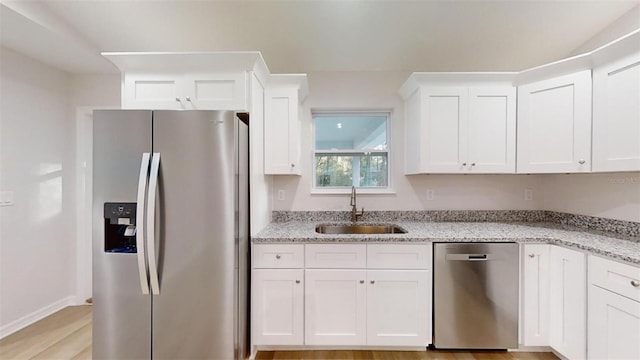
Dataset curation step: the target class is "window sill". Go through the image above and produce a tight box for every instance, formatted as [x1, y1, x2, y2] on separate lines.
[310, 188, 396, 195]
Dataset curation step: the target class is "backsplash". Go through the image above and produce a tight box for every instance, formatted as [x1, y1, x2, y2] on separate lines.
[271, 210, 640, 239]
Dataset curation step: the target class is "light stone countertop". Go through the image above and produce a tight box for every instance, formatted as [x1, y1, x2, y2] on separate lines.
[253, 221, 640, 265]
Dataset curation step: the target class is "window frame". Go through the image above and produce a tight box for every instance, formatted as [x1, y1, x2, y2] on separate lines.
[311, 109, 394, 194]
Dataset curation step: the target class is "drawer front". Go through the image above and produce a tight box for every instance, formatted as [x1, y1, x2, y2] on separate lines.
[305, 244, 366, 269]
[253, 244, 304, 269]
[367, 244, 432, 269]
[589, 255, 640, 301]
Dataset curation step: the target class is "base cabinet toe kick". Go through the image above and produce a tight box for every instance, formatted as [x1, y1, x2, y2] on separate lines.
[251, 242, 640, 358]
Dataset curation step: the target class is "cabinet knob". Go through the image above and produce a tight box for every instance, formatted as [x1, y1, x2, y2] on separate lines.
[471, 163, 476, 167]
[462, 163, 467, 166]
[186, 97, 192, 102]
[528, 254, 535, 258]
[275, 254, 281, 259]
[295, 280, 301, 284]
[175, 97, 181, 102]
[290, 163, 295, 168]
[631, 280, 640, 288]
[370, 280, 375, 284]
[360, 280, 365, 284]
[578, 159, 586, 165]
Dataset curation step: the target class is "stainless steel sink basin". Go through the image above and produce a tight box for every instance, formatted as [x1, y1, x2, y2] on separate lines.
[315, 224, 407, 234]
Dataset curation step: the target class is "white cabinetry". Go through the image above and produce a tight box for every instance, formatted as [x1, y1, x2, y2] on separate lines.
[588, 255, 640, 360]
[252, 244, 304, 345]
[263, 75, 308, 175]
[122, 72, 247, 110]
[517, 71, 592, 173]
[549, 246, 586, 360]
[520, 244, 550, 346]
[400, 75, 516, 174]
[592, 32, 640, 172]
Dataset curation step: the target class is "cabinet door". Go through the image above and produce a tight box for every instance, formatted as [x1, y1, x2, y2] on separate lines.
[588, 285, 640, 360]
[592, 52, 640, 172]
[183, 72, 247, 110]
[467, 87, 516, 173]
[521, 244, 550, 346]
[549, 246, 586, 360]
[252, 269, 304, 345]
[264, 87, 301, 175]
[419, 87, 468, 173]
[305, 269, 366, 345]
[366, 270, 431, 346]
[517, 71, 592, 173]
[122, 73, 183, 110]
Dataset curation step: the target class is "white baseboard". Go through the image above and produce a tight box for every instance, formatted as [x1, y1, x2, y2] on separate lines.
[0, 296, 76, 339]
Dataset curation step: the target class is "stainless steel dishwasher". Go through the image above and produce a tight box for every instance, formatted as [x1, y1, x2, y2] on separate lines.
[433, 243, 519, 349]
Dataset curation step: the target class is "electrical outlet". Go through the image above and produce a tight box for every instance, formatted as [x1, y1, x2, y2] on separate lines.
[426, 189, 435, 201]
[277, 190, 285, 201]
[524, 189, 533, 201]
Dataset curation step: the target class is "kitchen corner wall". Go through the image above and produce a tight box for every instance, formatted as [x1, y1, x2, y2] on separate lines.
[271, 71, 640, 223]
[0, 47, 76, 336]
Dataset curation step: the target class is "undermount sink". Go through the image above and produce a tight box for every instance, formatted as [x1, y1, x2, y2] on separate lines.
[315, 224, 407, 234]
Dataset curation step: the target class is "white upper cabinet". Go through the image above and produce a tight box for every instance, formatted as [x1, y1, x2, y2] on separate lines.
[591, 31, 640, 172]
[263, 75, 308, 175]
[400, 74, 517, 174]
[102, 52, 271, 111]
[517, 70, 592, 173]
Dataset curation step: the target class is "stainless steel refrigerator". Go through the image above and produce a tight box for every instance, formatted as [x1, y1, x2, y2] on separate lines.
[92, 110, 249, 359]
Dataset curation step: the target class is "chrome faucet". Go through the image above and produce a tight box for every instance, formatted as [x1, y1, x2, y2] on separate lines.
[350, 186, 364, 222]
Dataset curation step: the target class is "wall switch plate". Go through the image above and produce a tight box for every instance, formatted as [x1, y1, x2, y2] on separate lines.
[524, 189, 533, 201]
[0, 191, 14, 207]
[277, 190, 285, 201]
[426, 189, 435, 201]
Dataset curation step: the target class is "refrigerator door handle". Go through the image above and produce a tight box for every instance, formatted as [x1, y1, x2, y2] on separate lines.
[136, 153, 151, 295]
[147, 152, 161, 295]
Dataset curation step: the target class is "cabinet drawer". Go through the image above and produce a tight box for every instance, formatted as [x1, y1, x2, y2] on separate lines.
[589, 255, 640, 301]
[367, 244, 431, 269]
[305, 244, 366, 268]
[253, 244, 304, 268]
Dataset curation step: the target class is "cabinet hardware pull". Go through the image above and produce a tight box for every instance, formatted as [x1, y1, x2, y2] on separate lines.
[529, 254, 535, 258]
[462, 163, 467, 166]
[471, 163, 476, 166]
[290, 163, 295, 168]
[578, 159, 586, 165]
[175, 97, 181, 102]
[275, 254, 281, 259]
[370, 280, 375, 284]
[295, 280, 301, 284]
[631, 280, 640, 288]
[360, 280, 364, 284]
[186, 97, 192, 102]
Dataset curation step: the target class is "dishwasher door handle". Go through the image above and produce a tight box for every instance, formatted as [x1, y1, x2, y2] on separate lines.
[445, 254, 490, 261]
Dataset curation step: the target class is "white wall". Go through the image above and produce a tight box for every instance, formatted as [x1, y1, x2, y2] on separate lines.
[272, 71, 546, 212]
[543, 172, 640, 222]
[0, 47, 76, 336]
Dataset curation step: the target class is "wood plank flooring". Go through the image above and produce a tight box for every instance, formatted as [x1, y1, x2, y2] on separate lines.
[0, 306, 558, 360]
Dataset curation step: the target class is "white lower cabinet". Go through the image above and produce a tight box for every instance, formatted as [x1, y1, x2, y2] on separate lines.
[252, 269, 304, 345]
[521, 244, 550, 346]
[305, 269, 367, 345]
[549, 246, 587, 360]
[366, 270, 430, 346]
[588, 255, 640, 360]
[252, 243, 432, 349]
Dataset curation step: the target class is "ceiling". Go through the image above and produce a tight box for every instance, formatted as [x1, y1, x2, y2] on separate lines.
[1, 1, 638, 74]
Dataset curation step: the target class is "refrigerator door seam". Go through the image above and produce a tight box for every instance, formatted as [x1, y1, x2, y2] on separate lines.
[136, 152, 151, 294]
[147, 152, 161, 295]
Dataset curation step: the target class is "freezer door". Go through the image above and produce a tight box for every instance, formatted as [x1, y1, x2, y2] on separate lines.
[92, 110, 152, 360]
[151, 111, 246, 359]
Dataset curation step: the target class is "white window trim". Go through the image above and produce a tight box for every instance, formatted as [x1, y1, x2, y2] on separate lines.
[311, 109, 394, 194]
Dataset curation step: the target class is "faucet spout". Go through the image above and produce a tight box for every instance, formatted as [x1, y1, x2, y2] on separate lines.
[350, 186, 364, 222]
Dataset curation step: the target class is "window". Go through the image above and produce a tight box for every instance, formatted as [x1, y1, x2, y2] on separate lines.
[313, 111, 390, 190]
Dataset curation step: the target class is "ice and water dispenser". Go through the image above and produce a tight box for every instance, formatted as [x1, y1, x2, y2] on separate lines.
[104, 203, 137, 253]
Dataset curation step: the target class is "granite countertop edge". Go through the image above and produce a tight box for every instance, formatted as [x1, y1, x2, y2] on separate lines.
[252, 221, 640, 266]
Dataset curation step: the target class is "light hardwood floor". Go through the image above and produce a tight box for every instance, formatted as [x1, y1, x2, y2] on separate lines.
[0, 306, 558, 360]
